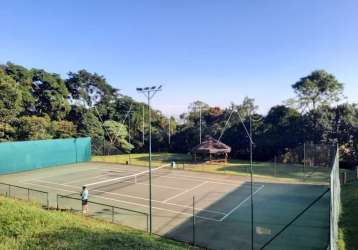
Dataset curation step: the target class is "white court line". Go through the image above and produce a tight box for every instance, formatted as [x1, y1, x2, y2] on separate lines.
[133, 180, 184, 191]
[85, 164, 171, 187]
[25, 182, 221, 222]
[27, 179, 225, 215]
[219, 185, 265, 221]
[35, 175, 183, 192]
[64, 169, 144, 185]
[64, 173, 111, 185]
[163, 181, 209, 203]
[152, 172, 262, 188]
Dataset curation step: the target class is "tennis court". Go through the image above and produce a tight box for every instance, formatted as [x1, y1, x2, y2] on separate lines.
[0, 161, 331, 249]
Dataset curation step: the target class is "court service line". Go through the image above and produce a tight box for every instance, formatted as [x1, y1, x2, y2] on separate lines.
[153, 173, 262, 188]
[26, 179, 225, 215]
[219, 184, 265, 221]
[25, 182, 221, 222]
[85, 164, 171, 187]
[63, 173, 112, 185]
[163, 181, 209, 203]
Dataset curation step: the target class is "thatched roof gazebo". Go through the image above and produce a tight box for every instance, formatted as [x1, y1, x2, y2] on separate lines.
[191, 136, 231, 163]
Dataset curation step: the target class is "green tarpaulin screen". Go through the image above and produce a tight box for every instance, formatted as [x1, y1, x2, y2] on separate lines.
[0, 137, 91, 174]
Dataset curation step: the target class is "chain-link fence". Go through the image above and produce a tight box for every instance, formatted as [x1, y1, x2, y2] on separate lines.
[330, 148, 340, 250]
[0, 182, 49, 208]
[57, 194, 149, 232]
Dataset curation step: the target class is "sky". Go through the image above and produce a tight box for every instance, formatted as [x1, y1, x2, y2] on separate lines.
[0, 0, 357, 117]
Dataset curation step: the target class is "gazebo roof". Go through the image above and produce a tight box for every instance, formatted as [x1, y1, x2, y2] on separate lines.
[192, 136, 231, 154]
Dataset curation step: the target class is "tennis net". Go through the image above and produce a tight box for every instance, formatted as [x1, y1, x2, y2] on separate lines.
[84, 164, 172, 192]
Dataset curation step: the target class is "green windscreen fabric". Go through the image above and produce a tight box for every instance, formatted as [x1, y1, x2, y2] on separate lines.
[0, 137, 91, 174]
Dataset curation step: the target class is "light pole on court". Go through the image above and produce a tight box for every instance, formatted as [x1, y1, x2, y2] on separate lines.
[236, 110, 255, 250]
[136, 85, 162, 234]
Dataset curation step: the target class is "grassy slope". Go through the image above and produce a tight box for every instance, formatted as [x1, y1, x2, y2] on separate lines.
[0, 196, 195, 250]
[92, 153, 330, 183]
[339, 181, 358, 250]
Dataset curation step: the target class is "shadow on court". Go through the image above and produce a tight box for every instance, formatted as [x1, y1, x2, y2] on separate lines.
[164, 181, 330, 250]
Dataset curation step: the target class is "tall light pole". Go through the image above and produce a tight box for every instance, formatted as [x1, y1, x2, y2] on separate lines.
[237, 110, 254, 250]
[136, 85, 162, 234]
[249, 112, 254, 250]
[168, 117, 171, 145]
[199, 105, 202, 144]
[142, 104, 145, 145]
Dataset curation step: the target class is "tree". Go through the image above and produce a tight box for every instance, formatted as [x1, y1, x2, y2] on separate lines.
[66, 70, 118, 107]
[16, 116, 52, 140]
[291, 70, 344, 111]
[103, 120, 133, 153]
[233, 97, 258, 119]
[1, 62, 35, 115]
[31, 69, 70, 120]
[52, 120, 76, 138]
[0, 69, 23, 141]
[259, 105, 304, 158]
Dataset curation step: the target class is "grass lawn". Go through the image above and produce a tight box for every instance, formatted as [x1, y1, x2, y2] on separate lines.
[338, 180, 358, 250]
[92, 153, 330, 183]
[0, 196, 196, 250]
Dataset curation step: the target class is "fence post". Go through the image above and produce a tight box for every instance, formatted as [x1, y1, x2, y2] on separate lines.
[192, 196, 196, 245]
[56, 194, 59, 210]
[147, 214, 149, 233]
[303, 143, 306, 178]
[47, 193, 49, 210]
[274, 156, 277, 177]
[112, 206, 114, 223]
[8, 185, 10, 197]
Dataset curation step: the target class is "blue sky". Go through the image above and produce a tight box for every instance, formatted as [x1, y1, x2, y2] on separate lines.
[1, 0, 357, 117]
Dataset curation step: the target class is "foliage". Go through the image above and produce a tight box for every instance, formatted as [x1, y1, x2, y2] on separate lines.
[52, 120, 76, 138]
[0, 62, 356, 166]
[31, 69, 70, 120]
[338, 181, 358, 250]
[16, 116, 53, 140]
[0, 196, 196, 250]
[290, 70, 344, 111]
[66, 70, 118, 107]
[103, 120, 134, 153]
[0, 69, 23, 141]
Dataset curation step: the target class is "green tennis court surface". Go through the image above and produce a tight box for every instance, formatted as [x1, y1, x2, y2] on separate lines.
[0, 162, 330, 250]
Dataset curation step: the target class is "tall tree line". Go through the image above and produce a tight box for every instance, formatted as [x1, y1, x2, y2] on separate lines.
[171, 70, 357, 167]
[1, 63, 357, 167]
[0, 62, 174, 154]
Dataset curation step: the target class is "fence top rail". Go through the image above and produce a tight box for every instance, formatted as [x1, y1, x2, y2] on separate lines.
[0, 182, 49, 195]
[57, 193, 148, 217]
